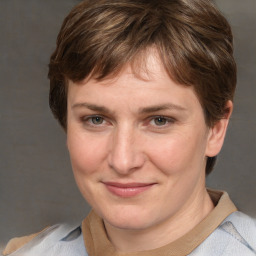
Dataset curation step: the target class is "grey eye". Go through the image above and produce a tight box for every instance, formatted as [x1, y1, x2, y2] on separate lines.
[91, 116, 104, 125]
[154, 117, 167, 126]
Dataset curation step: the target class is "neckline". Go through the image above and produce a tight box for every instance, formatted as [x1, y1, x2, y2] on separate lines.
[82, 189, 237, 256]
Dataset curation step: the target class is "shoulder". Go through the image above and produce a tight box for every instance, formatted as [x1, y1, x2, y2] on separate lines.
[2, 223, 88, 256]
[219, 211, 256, 249]
[2, 227, 49, 256]
[190, 211, 256, 256]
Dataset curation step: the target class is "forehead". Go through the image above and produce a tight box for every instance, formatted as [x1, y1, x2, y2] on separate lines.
[67, 51, 203, 116]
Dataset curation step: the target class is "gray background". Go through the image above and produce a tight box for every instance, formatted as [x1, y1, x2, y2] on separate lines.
[0, 0, 255, 249]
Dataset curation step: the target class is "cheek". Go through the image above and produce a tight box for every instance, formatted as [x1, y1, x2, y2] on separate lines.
[67, 132, 109, 206]
[67, 132, 108, 176]
[146, 133, 206, 176]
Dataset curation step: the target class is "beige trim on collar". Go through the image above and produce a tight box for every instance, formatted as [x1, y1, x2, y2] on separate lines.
[82, 189, 237, 256]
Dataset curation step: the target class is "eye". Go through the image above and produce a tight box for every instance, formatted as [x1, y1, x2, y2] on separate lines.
[91, 116, 104, 125]
[153, 117, 168, 126]
[147, 116, 175, 128]
[81, 115, 108, 127]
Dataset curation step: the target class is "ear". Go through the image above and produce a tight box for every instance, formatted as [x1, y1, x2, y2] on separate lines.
[205, 100, 233, 157]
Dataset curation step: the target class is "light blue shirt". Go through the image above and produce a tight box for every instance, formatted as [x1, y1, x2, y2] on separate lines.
[3, 211, 256, 256]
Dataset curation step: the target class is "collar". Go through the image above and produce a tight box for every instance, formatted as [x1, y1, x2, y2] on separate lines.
[82, 189, 237, 256]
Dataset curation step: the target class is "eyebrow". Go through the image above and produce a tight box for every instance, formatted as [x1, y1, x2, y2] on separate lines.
[72, 103, 113, 115]
[72, 102, 187, 114]
[138, 104, 187, 114]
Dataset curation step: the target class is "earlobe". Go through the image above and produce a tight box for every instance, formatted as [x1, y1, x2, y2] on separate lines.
[206, 100, 233, 157]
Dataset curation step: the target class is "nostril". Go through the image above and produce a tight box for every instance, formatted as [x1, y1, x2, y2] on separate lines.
[108, 149, 145, 175]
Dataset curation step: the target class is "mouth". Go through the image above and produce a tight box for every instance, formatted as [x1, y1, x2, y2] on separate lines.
[102, 182, 156, 198]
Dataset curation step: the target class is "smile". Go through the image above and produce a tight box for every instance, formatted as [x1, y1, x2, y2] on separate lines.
[103, 182, 156, 198]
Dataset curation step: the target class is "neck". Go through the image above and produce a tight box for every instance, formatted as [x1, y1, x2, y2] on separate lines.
[104, 187, 214, 253]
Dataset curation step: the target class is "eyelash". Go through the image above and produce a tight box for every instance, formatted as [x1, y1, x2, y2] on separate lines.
[81, 115, 108, 127]
[80, 115, 175, 129]
[148, 116, 175, 128]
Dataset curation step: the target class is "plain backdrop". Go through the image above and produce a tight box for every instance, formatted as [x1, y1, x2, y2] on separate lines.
[0, 0, 255, 249]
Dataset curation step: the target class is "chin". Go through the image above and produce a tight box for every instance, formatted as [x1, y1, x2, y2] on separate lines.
[100, 205, 155, 230]
[106, 216, 151, 231]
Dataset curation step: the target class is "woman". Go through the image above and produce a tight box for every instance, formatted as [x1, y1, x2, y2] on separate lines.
[3, 0, 256, 255]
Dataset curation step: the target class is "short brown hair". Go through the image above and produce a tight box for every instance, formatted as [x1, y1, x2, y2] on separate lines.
[48, 0, 236, 174]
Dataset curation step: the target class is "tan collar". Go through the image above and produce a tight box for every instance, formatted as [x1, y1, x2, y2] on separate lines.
[82, 189, 237, 256]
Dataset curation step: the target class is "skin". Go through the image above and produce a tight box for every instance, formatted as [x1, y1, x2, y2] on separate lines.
[66, 51, 232, 252]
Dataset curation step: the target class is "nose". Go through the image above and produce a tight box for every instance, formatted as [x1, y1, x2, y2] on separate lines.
[108, 126, 145, 175]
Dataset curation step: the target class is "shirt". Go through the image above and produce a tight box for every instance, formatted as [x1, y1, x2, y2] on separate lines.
[3, 189, 256, 256]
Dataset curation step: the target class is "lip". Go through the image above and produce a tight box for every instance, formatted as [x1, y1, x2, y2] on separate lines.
[103, 182, 156, 198]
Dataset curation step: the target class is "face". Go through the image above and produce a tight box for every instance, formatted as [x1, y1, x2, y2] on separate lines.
[67, 52, 215, 232]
